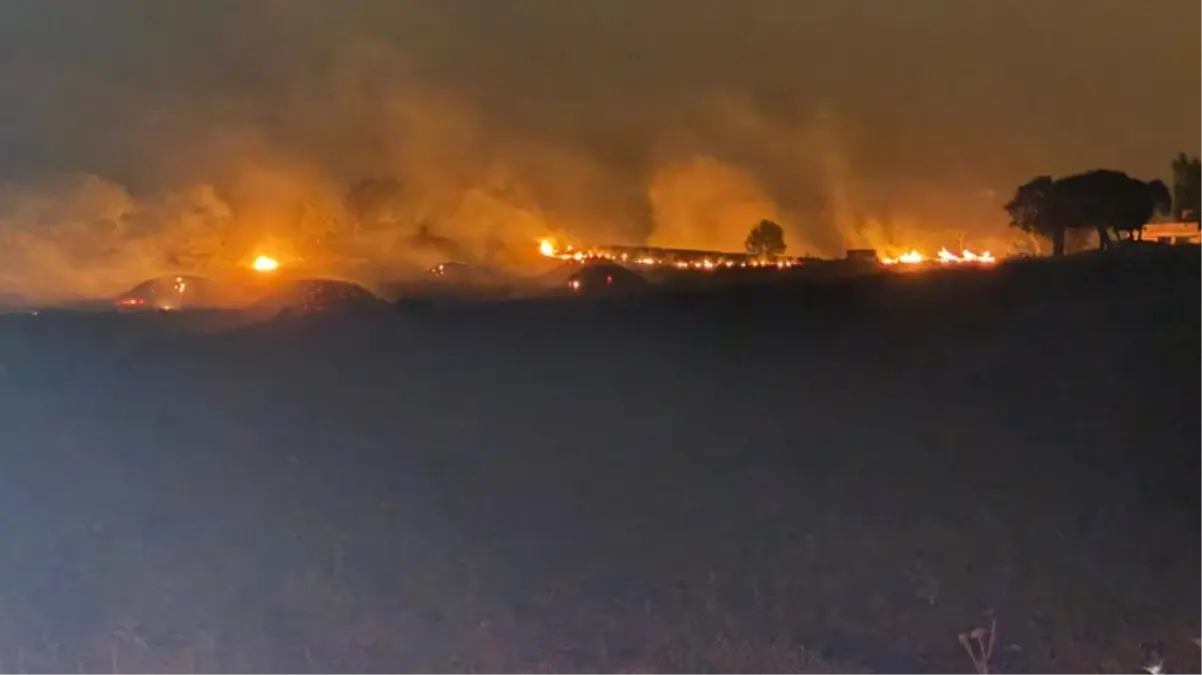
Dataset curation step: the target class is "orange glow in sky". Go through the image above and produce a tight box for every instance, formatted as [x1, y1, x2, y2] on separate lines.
[251, 255, 280, 272]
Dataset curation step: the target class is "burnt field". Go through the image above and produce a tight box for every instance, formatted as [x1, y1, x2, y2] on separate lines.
[0, 248, 1197, 673]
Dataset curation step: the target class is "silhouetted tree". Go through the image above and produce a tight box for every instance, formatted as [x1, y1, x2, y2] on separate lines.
[1057, 170, 1170, 246]
[1006, 171, 1172, 256]
[1005, 176, 1069, 256]
[1055, 171, 1116, 250]
[744, 219, 787, 258]
[1116, 178, 1170, 240]
[1171, 153, 1201, 221]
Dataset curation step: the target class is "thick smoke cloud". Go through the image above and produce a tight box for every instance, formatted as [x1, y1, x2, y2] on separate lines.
[0, 0, 1197, 298]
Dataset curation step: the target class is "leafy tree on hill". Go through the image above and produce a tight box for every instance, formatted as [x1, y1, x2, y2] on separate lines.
[1171, 153, 1201, 221]
[1005, 170, 1171, 256]
[744, 219, 787, 259]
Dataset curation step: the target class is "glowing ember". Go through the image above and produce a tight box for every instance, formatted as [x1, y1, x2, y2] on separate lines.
[251, 255, 280, 272]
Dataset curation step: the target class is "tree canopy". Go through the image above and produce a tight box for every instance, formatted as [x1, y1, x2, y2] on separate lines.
[1005, 170, 1170, 256]
[744, 219, 787, 259]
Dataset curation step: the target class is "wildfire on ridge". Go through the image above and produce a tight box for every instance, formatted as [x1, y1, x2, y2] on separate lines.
[536, 238, 799, 270]
[879, 248, 996, 266]
[537, 238, 997, 271]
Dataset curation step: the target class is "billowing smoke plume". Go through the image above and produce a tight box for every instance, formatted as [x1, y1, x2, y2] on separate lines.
[0, 0, 1195, 299]
[0, 176, 235, 300]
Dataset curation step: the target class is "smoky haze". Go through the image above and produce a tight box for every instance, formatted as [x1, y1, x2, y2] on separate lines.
[0, 0, 1197, 299]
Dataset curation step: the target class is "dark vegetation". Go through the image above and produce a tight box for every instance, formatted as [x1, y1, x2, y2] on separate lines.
[1006, 171, 1171, 256]
[1006, 154, 1200, 257]
[744, 220, 788, 259]
[0, 247, 1197, 673]
[1171, 154, 1201, 222]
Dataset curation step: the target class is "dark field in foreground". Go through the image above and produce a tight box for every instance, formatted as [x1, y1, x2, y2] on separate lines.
[0, 250, 1198, 673]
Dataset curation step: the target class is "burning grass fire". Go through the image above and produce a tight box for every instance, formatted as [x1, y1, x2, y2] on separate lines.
[538, 238, 997, 272]
[879, 248, 996, 266]
[537, 238, 799, 270]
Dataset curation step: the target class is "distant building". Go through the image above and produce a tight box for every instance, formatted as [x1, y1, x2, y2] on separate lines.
[1143, 221, 1201, 245]
[845, 248, 879, 261]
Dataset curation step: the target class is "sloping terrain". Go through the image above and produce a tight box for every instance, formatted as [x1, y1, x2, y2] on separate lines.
[0, 248, 1197, 673]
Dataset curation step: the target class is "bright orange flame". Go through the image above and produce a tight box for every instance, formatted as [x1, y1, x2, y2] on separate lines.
[538, 239, 556, 257]
[937, 248, 997, 265]
[251, 255, 280, 272]
[881, 248, 997, 266]
[881, 250, 926, 265]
